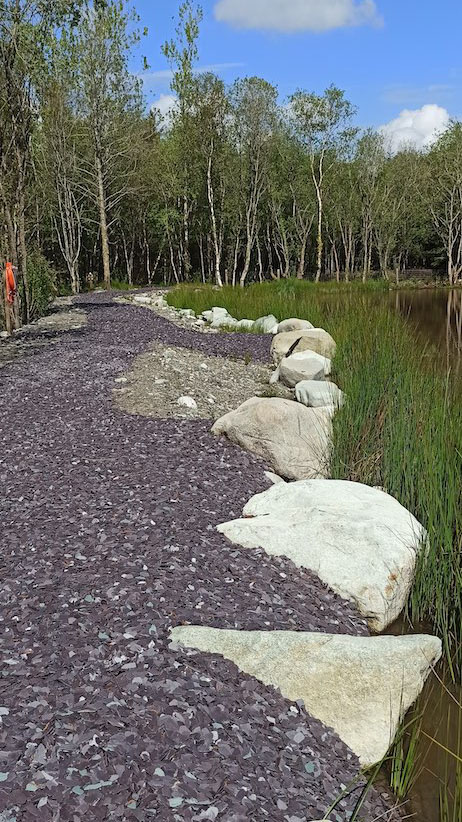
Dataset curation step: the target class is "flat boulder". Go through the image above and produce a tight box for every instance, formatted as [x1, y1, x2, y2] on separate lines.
[218, 480, 426, 630]
[272, 329, 336, 364]
[212, 397, 332, 480]
[253, 315, 279, 334]
[276, 318, 314, 334]
[296, 380, 344, 409]
[170, 626, 441, 767]
[279, 351, 331, 387]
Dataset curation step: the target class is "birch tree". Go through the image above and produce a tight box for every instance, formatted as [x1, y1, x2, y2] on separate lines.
[71, 0, 144, 289]
[230, 76, 277, 286]
[290, 85, 357, 282]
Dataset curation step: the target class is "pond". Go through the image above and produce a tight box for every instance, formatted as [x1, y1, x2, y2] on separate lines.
[391, 288, 462, 373]
[382, 289, 462, 822]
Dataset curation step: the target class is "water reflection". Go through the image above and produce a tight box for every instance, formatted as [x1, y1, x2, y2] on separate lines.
[392, 289, 462, 375]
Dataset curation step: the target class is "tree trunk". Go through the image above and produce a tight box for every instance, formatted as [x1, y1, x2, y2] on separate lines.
[18, 187, 29, 323]
[96, 155, 110, 289]
[297, 231, 308, 280]
[207, 145, 223, 287]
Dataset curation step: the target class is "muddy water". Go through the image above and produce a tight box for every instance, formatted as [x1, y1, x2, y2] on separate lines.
[384, 616, 461, 822]
[379, 290, 462, 822]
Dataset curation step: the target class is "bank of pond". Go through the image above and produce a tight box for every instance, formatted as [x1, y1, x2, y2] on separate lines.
[167, 280, 462, 821]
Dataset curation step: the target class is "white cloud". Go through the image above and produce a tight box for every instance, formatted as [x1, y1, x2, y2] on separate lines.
[151, 94, 178, 120]
[213, 0, 382, 32]
[379, 104, 450, 153]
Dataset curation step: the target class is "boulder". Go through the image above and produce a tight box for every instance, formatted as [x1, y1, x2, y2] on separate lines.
[212, 397, 332, 480]
[211, 316, 237, 329]
[271, 329, 336, 364]
[279, 351, 331, 387]
[276, 318, 314, 334]
[170, 626, 442, 767]
[295, 380, 344, 409]
[178, 308, 196, 318]
[218, 480, 426, 631]
[253, 315, 279, 334]
[202, 307, 230, 324]
[177, 396, 198, 410]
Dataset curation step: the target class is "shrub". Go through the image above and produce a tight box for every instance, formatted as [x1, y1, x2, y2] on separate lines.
[27, 252, 57, 320]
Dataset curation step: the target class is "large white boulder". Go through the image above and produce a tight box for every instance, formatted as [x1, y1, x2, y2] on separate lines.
[295, 380, 344, 409]
[276, 318, 314, 334]
[202, 307, 231, 323]
[212, 397, 332, 480]
[253, 315, 279, 334]
[170, 626, 441, 768]
[279, 351, 331, 387]
[211, 316, 238, 329]
[272, 329, 336, 364]
[218, 480, 426, 631]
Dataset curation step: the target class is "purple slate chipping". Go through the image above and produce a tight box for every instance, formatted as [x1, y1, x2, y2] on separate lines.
[0, 293, 400, 821]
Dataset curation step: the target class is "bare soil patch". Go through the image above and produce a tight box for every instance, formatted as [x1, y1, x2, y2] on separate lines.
[114, 341, 291, 420]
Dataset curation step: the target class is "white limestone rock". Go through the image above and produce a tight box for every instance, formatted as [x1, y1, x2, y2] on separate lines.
[177, 396, 198, 410]
[133, 293, 153, 305]
[170, 626, 441, 767]
[295, 380, 344, 409]
[212, 397, 332, 480]
[218, 480, 426, 631]
[276, 318, 314, 334]
[202, 307, 230, 324]
[272, 329, 337, 364]
[253, 315, 279, 334]
[279, 351, 332, 387]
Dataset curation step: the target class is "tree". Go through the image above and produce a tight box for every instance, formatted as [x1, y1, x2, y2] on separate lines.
[0, 0, 84, 321]
[162, 0, 203, 281]
[290, 85, 357, 281]
[230, 76, 278, 286]
[70, 0, 144, 289]
[425, 123, 462, 285]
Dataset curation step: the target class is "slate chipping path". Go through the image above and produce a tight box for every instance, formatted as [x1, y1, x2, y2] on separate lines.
[0, 293, 398, 821]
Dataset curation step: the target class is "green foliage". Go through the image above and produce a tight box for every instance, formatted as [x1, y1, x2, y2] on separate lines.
[27, 252, 57, 318]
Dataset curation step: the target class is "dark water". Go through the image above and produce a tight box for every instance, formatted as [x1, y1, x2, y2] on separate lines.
[391, 288, 462, 373]
[379, 290, 462, 821]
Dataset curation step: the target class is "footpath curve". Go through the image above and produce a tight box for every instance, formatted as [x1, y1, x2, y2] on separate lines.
[0, 292, 398, 821]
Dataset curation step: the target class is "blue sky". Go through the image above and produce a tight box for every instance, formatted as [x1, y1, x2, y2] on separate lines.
[134, 0, 462, 148]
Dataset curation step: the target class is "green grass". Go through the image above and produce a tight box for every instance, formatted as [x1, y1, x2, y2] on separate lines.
[168, 281, 462, 676]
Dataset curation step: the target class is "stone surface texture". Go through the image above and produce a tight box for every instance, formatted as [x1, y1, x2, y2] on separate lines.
[218, 480, 426, 630]
[271, 329, 337, 364]
[279, 351, 332, 387]
[171, 626, 441, 767]
[212, 397, 332, 480]
[276, 318, 315, 334]
[295, 380, 344, 409]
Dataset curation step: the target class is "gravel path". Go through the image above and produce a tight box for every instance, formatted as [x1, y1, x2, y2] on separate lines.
[0, 294, 398, 821]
